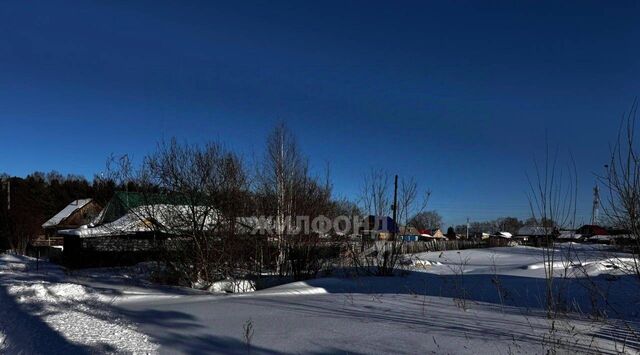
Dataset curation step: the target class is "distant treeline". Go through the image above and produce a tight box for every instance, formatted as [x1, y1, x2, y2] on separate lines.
[0, 170, 550, 253]
[0, 172, 124, 251]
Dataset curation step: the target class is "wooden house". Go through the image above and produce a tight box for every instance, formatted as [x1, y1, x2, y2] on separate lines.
[42, 199, 102, 236]
[359, 215, 398, 241]
[39, 198, 101, 245]
[31, 198, 102, 259]
[58, 192, 217, 267]
[576, 225, 608, 237]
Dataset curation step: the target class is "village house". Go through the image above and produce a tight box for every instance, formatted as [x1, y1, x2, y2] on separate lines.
[489, 231, 518, 246]
[31, 198, 102, 259]
[359, 215, 398, 241]
[42, 198, 102, 238]
[576, 224, 609, 237]
[57, 192, 218, 267]
[516, 226, 557, 246]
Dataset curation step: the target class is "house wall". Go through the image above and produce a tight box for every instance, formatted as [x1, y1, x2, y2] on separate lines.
[58, 201, 102, 228]
[62, 233, 168, 268]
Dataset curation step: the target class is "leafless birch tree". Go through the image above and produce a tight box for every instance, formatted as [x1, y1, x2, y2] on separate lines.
[256, 123, 333, 278]
[526, 141, 578, 317]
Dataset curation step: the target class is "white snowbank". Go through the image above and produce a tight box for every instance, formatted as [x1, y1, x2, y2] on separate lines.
[9, 282, 110, 304]
[0, 254, 29, 272]
[207, 279, 256, 293]
[412, 259, 442, 268]
[8, 281, 156, 353]
[253, 280, 329, 296]
[0, 255, 158, 353]
[3, 245, 639, 354]
[522, 257, 636, 276]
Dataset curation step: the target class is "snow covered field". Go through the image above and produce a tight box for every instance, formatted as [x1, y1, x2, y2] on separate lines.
[1, 244, 639, 354]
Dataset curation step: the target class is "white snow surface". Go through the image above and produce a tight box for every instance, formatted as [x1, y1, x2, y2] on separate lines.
[0, 254, 158, 354]
[2, 244, 640, 354]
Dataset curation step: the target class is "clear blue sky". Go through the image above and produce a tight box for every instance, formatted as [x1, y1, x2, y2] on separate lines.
[0, 1, 638, 226]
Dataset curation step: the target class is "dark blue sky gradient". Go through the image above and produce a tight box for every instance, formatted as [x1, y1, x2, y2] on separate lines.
[0, 1, 638, 225]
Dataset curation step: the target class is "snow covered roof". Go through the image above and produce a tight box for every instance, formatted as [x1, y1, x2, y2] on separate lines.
[42, 199, 94, 228]
[422, 234, 445, 239]
[493, 232, 512, 238]
[59, 204, 219, 238]
[558, 231, 582, 239]
[517, 226, 554, 236]
[96, 191, 183, 225]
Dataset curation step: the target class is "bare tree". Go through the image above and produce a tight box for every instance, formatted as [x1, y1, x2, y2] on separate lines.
[108, 139, 251, 287]
[355, 171, 430, 276]
[359, 168, 390, 217]
[601, 100, 640, 279]
[398, 177, 432, 230]
[409, 210, 441, 231]
[526, 141, 578, 317]
[256, 123, 333, 278]
[257, 122, 305, 275]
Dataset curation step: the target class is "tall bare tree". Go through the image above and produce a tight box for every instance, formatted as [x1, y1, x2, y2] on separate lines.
[526, 141, 578, 316]
[398, 177, 431, 229]
[356, 170, 430, 275]
[360, 169, 390, 217]
[409, 210, 441, 231]
[601, 100, 640, 279]
[257, 123, 333, 278]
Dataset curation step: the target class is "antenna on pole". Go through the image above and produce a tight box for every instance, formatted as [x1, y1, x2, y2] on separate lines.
[591, 183, 600, 225]
[466, 217, 469, 240]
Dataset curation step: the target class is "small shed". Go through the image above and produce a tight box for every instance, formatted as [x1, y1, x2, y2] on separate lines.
[489, 231, 517, 247]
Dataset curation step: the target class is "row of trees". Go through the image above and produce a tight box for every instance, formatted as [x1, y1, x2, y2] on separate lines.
[97, 123, 337, 284]
[110, 123, 437, 282]
[0, 123, 437, 283]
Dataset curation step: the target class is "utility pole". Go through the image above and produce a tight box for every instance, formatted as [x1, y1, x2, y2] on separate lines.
[591, 183, 600, 225]
[392, 174, 398, 240]
[466, 217, 469, 240]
